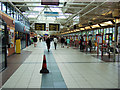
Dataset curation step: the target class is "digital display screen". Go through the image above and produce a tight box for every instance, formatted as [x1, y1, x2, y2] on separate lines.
[49, 24, 60, 31]
[41, 0, 59, 5]
[35, 23, 46, 31]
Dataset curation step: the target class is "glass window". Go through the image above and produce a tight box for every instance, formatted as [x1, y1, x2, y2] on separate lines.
[20, 15, 23, 22]
[2, 3, 6, 13]
[110, 28, 113, 33]
[106, 28, 109, 33]
[0, 2, 1, 10]
[7, 5, 11, 16]
[11, 7, 14, 18]
[104, 28, 106, 35]
[16, 11, 19, 20]
[101, 29, 103, 33]
[14, 10, 17, 20]
[18, 13, 20, 21]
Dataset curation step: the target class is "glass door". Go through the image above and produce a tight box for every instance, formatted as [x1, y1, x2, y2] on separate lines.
[0, 18, 7, 72]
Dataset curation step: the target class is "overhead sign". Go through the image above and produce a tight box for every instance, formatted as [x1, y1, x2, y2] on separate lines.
[44, 11, 59, 17]
[35, 23, 46, 31]
[41, 0, 59, 5]
[49, 23, 60, 31]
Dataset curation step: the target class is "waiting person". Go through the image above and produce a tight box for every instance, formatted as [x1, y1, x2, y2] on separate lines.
[61, 37, 65, 48]
[39, 37, 42, 42]
[79, 36, 84, 51]
[88, 39, 92, 52]
[46, 36, 51, 52]
[33, 36, 37, 47]
[65, 37, 67, 46]
[53, 36, 58, 50]
[66, 37, 70, 48]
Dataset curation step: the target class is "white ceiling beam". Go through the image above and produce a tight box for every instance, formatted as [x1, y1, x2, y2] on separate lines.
[1, 0, 64, 3]
[15, 5, 84, 9]
[64, 0, 113, 25]
[67, 2, 97, 6]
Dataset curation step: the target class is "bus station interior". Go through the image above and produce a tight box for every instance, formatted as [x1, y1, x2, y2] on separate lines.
[0, 0, 120, 89]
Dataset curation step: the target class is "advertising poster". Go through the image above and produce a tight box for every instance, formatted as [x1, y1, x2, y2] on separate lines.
[9, 29, 14, 48]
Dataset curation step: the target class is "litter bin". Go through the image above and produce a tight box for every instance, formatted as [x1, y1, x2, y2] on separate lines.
[16, 39, 21, 54]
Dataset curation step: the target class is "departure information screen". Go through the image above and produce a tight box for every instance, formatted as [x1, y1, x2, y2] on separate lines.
[35, 23, 46, 31]
[41, 0, 59, 5]
[49, 24, 60, 31]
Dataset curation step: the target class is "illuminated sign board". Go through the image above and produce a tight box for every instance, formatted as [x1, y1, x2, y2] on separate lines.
[41, 0, 59, 5]
[49, 24, 60, 31]
[35, 23, 46, 31]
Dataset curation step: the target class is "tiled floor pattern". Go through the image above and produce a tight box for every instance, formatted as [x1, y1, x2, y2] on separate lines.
[1, 42, 119, 89]
[52, 44, 119, 88]
[0, 50, 32, 88]
[2, 42, 45, 88]
[41, 50, 67, 88]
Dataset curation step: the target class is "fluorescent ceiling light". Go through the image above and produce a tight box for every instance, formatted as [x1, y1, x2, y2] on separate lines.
[91, 24, 100, 28]
[100, 21, 113, 26]
[85, 26, 90, 30]
[76, 29, 80, 31]
[80, 28, 84, 30]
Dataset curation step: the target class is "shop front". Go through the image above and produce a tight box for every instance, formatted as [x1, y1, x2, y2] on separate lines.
[0, 11, 15, 57]
[15, 21, 30, 50]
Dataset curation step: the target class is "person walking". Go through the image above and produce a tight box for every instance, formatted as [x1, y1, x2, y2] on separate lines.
[88, 39, 92, 52]
[33, 36, 37, 47]
[61, 37, 65, 48]
[66, 37, 70, 48]
[80, 36, 84, 51]
[53, 36, 58, 50]
[46, 36, 51, 52]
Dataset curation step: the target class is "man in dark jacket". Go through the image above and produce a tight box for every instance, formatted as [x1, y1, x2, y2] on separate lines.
[33, 36, 37, 47]
[46, 36, 51, 52]
[88, 39, 92, 52]
[80, 36, 84, 51]
[61, 37, 65, 48]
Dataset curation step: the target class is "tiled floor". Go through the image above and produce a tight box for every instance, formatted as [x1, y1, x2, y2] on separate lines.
[1, 41, 119, 89]
[0, 50, 32, 88]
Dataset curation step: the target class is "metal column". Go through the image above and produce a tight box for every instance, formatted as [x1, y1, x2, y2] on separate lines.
[113, 18, 117, 62]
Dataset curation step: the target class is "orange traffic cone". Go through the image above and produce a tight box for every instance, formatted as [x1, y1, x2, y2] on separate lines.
[40, 55, 49, 73]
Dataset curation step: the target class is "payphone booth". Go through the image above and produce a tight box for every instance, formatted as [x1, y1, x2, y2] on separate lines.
[0, 17, 7, 72]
